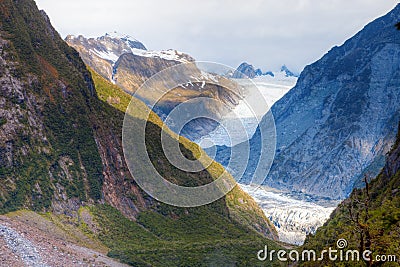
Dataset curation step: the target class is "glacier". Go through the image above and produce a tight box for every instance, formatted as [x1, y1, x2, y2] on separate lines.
[196, 72, 297, 148]
[240, 184, 338, 245]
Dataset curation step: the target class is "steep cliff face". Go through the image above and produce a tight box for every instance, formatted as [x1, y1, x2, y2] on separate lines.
[0, 0, 104, 213]
[0, 0, 279, 258]
[301, 124, 400, 266]
[216, 4, 400, 200]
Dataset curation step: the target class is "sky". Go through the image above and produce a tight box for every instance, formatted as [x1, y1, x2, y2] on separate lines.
[34, 0, 398, 73]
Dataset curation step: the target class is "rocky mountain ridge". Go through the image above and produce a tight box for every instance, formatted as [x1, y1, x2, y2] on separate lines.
[65, 32, 193, 84]
[66, 34, 246, 141]
[214, 4, 400, 200]
[232, 62, 298, 79]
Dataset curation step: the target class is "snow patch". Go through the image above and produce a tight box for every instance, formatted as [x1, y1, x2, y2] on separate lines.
[105, 31, 140, 42]
[92, 48, 120, 63]
[129, 48, 191, 63]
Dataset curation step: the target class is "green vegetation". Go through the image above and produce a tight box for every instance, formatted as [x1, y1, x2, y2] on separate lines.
[0, 117, 6, 127]
[87, 60, 282, 267]
[90, 68, 277, 238]
[4, 207, 283, 267]
[0, 0, 103, 211]
[0, 1, 282, 266]
[88, 204, 283, 267]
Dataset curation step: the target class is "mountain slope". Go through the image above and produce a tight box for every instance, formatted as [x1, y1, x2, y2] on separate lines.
[65, 33, 191, 85]
[232, 62, 262, 78]
[215, 4, 400, 200]
[301, 123, 400, 266]
[90, 68, 278, 239]
[0, 0, 280, 265]
[0, 0, 104, 211]
[66, 34, 245, 141]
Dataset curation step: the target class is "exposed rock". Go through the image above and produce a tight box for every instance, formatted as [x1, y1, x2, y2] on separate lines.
[0, 224, 48, 267]
[215, 4, 400, 200]
[232, 62, 258, 78]
[0, 212, 129, 267]
[280, 65, 298, 77]
[67, 34, 246, 140]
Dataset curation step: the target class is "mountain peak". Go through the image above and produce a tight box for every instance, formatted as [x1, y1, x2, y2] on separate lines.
[100, 31, 147, 51]
[232, 62, 299, 79]
[104, 31, 139, 42]
[232, 62, 257, 78]
[280, 65, 298, 77]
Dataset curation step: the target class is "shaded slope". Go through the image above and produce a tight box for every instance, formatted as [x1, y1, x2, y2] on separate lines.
[214, 4, 400, 200]
[301, 123, 400, 266]
[89, 68, 278, 240]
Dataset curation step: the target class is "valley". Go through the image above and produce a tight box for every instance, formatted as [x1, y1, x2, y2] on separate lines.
[42, 8, 400, 247]
[0, 0, 399, 265]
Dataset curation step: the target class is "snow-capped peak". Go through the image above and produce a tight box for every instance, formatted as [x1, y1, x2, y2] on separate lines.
[67, 32, 194, 67]
[104, 31, 139, 42]
[129, 48, 194, 63]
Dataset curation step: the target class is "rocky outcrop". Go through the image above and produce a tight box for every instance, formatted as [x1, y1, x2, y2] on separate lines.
[113, 53, 181, 93]
[280, 65, 298, 77]
[215, 4, 400, 200]
[0, 0, 104, 213]
[232, 62, 297, 79]
[232, 62, 259, 78]
[65, 32, 147, 81]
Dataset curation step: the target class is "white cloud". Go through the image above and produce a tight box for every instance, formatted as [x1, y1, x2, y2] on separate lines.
[35, 0, 398, 72]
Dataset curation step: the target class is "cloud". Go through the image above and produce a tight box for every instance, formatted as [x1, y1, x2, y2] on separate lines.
[35, 0, 398, 72]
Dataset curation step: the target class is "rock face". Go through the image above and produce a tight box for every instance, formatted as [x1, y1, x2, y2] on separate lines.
[231, 62, 299, 79]
[232, 62, 259, 78]
[301, 123, 400, 266]
[215, 4, 400, 200]
[280, 65, 298, 77]
[66, 32, 193, 85]
[232, 62, 298, 79]
[0, 0, 105, 213]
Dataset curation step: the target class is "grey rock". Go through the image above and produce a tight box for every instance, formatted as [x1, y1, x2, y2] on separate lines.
[0, 224, 49, 267]
[215, 4, 400, 200]
[232, 62, 258, 78]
